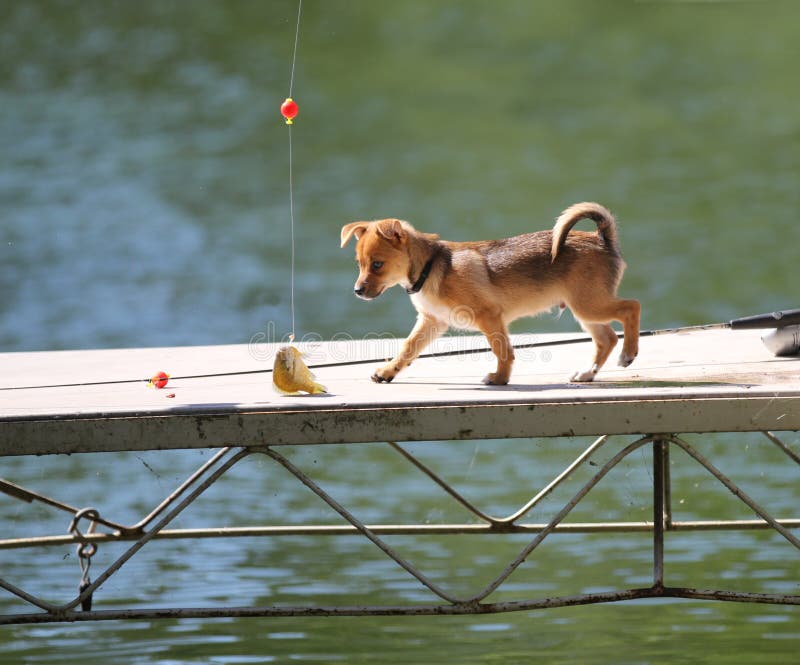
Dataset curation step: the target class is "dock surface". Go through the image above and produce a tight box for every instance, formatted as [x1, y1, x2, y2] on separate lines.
[1, 328, 798, 456]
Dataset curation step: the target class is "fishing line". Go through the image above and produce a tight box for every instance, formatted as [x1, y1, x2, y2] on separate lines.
[0, 336, 594, 391]
[288, 115, 296, 340]
[288, 0, 302, 99]
[286, 0, 303, 341]
[5, 308, 798, 391]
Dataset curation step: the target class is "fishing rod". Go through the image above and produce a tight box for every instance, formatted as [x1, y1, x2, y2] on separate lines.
[640, 308, 800, 357]
[3, 308, 798, 392]
[644, 308, 800, 335]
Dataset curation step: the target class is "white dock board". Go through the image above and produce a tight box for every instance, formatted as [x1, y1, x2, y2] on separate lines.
[1, 329, 798, 455]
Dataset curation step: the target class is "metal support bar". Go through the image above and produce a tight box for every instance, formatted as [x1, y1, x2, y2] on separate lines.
[652, 437, 667, 589]
[763, 431, 800, 465]
[663, 442, 673, 528]
[0, 478, 127, 533]
[2, 587, 798, 626]
[1, 517, 798, 551]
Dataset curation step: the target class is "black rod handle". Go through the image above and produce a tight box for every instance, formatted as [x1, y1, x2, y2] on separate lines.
[729, 308, 800, 330]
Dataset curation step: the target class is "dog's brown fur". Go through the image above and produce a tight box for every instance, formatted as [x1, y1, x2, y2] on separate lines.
[340, 202, 640, 385]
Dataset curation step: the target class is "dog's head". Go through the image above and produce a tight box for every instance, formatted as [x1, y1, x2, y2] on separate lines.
[340, 219, 417, 300]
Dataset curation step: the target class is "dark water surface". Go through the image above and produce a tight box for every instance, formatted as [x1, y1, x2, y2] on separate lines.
[1, 1, 798, 662]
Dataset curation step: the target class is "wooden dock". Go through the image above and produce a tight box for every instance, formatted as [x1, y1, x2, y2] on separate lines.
[1, 328, 798, 455]
[0, 328, 798, 624]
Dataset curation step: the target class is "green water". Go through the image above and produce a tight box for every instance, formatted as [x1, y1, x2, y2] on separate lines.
[1, 1, 799, 662]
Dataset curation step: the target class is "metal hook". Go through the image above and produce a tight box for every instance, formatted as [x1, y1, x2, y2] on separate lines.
[69, 507, 100, 611]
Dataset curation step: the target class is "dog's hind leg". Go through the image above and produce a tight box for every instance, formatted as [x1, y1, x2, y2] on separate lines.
[568, 293, 641, 380]
[612, 298, 641, 367]
[372, 314, 448, 383]
[570, 321, 618, 382]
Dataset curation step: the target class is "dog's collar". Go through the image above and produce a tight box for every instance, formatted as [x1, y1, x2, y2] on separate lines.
[406, 256, 436, 294]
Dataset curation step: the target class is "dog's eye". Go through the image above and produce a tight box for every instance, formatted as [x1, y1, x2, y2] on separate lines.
[371, 261, 384, 271]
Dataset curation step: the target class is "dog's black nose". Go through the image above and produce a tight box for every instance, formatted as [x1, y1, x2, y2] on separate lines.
[354, 286, 365, 296]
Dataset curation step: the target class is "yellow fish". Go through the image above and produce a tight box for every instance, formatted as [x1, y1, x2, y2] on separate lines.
[272, 346, 327, 395]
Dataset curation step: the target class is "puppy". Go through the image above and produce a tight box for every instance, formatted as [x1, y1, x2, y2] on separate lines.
[340, 202, 640, 385]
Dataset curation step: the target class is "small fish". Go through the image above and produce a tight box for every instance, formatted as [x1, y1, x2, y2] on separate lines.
[272, 346, 327, 395]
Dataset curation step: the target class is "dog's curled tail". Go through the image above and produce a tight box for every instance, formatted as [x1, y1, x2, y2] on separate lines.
[551, 202, 619, 263]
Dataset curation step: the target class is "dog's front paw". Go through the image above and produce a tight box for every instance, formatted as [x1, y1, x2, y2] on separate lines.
[617, 351, 637, 368]
[570, 369, 597, 383]
[371, 364, 397, 383]
[482, 372, 509, 386]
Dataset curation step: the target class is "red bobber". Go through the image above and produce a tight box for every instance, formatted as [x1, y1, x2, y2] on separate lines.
[280, 97, 298, 125]
[148, 371, 170, 389]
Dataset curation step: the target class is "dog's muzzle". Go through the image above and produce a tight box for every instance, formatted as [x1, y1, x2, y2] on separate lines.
[353, 282, 381, 300]
[353, 284, 371, 300]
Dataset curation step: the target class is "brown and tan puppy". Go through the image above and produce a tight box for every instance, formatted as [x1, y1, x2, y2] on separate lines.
[341, 202, 640, 385]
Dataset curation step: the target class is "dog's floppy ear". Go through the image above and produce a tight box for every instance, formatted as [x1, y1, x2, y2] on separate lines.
[375, 219, 408, 246]
[340, 222, 370, 248]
